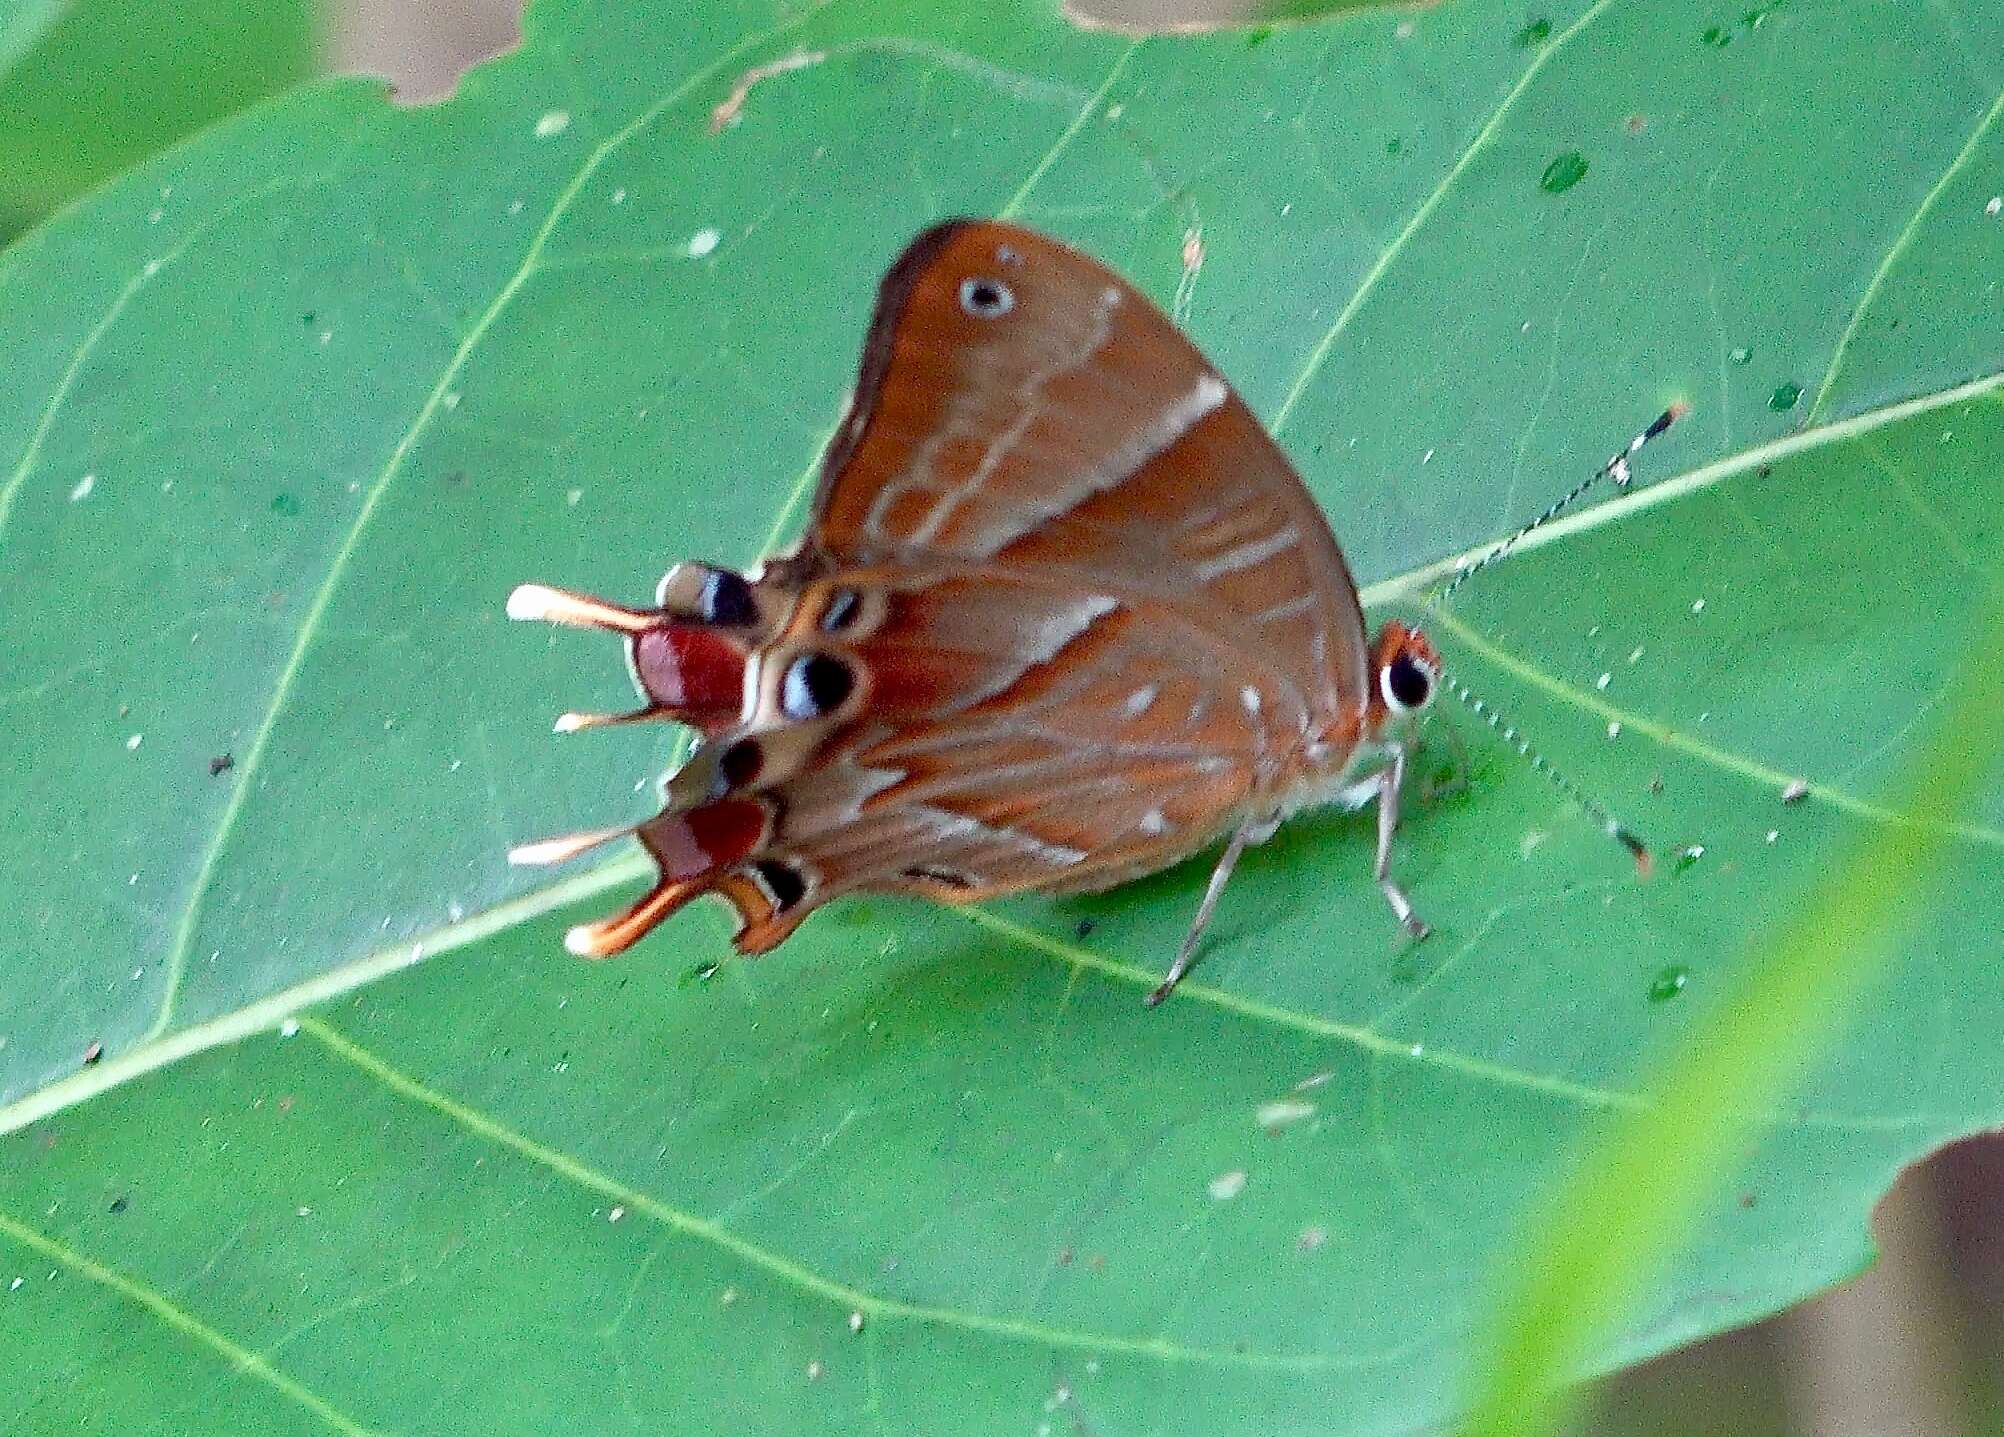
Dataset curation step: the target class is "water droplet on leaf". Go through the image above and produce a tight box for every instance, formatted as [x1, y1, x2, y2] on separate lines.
[1540, 151, 1588, 194]
[1648, 965, 1690, 1002]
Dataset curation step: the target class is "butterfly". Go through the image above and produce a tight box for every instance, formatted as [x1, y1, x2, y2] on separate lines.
[508, 219, 1666, 1003]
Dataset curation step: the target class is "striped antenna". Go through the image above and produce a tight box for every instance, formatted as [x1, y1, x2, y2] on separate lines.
[1428, 405, 1688, 875]
[1438, 404, 1686, 607]
[1437, 668, 1652, 875]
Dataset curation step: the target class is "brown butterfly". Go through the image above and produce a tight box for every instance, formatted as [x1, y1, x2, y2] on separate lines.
[508, 219, 1662, 1003]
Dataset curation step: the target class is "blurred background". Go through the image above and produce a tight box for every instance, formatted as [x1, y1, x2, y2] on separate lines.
[5, 0, 1997, 1430]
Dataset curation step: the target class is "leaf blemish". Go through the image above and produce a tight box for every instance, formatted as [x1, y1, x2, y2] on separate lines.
[709, 50, 829, 133]
[1256, 1098, 1315, 1131]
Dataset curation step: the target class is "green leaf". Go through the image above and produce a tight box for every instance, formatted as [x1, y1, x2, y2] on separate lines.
[1459, 585, 2004, 1436]
[2, 1, 2001, 1431]
[0, 0, 314, 228]
[0, 1, 66, 78]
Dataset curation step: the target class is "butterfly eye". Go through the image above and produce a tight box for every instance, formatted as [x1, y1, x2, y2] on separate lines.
[780, 652, 856, 719]
[1381, 653, 1437, 714]
[959, 276, 1014, 318]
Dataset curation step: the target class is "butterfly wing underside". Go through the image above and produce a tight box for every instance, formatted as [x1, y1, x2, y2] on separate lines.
[522, 220, 1375, 958]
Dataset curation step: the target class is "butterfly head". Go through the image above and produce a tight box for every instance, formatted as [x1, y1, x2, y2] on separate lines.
[1367, 621, 1440, 732]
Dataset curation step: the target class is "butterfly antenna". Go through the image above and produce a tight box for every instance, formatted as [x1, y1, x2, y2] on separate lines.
[1437, 404, 1687, 608]
[1423, 407, 1685, 872]
[1436, 667, 1653, 876]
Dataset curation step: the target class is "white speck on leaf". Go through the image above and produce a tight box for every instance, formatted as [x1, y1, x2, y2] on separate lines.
[608, 1205, 625, 1222]
[611, 187, 626, 204]
[848, 1310, 865, 1333]
[1409, 1043, 1425, 1057]
[535, 109, 571, 138]
[279, 1018, 299, 1037]
[1691, 597, 1706, 613]
[687, 227, 721, 259]
[69, 474, 95, 502]
[124, 733, 141, 751]
[1782, 778, 1810, 803]
[1595, 672, 1612, 690]
[1258, 1098, 1315, 1129]
[1988, 196, 2001, 216]
[1607, 721, 1622, 739]
[566, 488, 584, 506]
[1208, 1170, 1247, 1201]
[1765, 829, 1779, 844]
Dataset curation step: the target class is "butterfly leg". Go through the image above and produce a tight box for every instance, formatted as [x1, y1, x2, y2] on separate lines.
[1374, 745, 1430, 940]
[1146, 821, 1265, 1007]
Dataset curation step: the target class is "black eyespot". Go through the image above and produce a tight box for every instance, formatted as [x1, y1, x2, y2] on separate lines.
[1386, 654, 1434, 711]
[819, 588, 862, 633]
[698, 567, 755, 626]
[901, 865, 974, 889]
[752, 859, 807, 913]
[719, 737, 763, 790]
[958, 276, 1014, 318]
[781, 652, 854, 719]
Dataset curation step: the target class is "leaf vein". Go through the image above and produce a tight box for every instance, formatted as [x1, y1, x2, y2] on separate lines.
[0, 1206, 387, 1437]
[141, 1, 840, 1043]
[297, 1016, 1415, 1373]
[1807, 80, 2004, 421]
[1268, 0, 1621, 437]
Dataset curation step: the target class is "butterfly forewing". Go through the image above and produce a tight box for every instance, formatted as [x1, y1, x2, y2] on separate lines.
[813, 222, 1370, 722]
